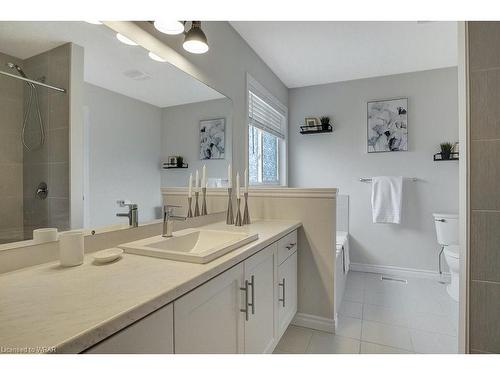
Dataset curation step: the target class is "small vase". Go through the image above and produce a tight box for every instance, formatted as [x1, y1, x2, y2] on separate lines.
[441, 151, 451, 160]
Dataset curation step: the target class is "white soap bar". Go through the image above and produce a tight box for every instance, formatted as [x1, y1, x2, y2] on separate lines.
[33, 228, 58, 244]
[59, 231, 84, 267]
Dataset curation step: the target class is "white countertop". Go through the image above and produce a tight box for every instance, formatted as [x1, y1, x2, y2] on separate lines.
[0, 220, 300, 354]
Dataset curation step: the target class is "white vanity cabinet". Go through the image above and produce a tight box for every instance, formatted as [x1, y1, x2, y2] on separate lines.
[174, 243, 278, 354]
[277, 230, 298, 336]
[85, 303, 174, 354]
[85, 229, 298, 354]
[242, 243, 277, 353]
[174, 263, 245, 353]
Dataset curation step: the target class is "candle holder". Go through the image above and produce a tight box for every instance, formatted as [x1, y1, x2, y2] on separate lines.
[235, 198, 242, 226]
[242, 192, 250, 225]
[201, 187, 208, 216]
[187, 196, 193, 218]
[226, 187, 234, 225]
[194, 191, 200, 217]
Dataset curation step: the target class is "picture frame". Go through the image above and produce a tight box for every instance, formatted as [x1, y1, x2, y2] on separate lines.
[305, 117, 320, 127]
[367, 98, 408, 153]
[200, 118, 225, 160]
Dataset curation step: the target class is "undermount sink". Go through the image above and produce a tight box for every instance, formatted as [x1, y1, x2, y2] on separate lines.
[119, 228, 259, 264]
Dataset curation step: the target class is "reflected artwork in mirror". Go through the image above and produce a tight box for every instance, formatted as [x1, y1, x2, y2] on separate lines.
[0, 21, 232, 246]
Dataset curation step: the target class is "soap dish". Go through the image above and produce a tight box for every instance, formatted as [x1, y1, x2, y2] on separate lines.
[93, 248, 124, 264]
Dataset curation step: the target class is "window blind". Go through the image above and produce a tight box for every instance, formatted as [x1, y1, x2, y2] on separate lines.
[248, 90, 286, 139]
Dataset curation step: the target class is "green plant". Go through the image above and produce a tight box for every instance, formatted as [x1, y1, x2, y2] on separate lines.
[440, 142, 454, 160]
[320, 116, 330, 125]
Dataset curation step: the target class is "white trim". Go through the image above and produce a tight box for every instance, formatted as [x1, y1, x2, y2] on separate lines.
[292, 313, 335, 333]
[161, 187, 337, 199]
[350, 262, 451, 282]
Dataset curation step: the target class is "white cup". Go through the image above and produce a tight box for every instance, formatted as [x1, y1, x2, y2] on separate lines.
[59, 231, 84, 267]
[33, 228, 58, 244]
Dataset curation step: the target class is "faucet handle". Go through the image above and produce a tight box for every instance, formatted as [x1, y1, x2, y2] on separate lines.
[117, 200, 137, 209]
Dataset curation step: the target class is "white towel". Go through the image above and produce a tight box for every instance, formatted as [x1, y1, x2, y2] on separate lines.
[371, 176, 403, 224]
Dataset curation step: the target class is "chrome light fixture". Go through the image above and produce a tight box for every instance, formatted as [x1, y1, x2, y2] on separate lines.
[148, 51, 166, 62]
[154, 21, 185, 35]
[183, 21, 209, 54]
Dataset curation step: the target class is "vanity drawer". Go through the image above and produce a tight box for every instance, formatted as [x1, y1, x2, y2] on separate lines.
[277, 230, 297, 265]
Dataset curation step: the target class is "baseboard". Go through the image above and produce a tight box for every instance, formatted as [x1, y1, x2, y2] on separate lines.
[292, 313, 335, 333]
[350, 262, 451, 281]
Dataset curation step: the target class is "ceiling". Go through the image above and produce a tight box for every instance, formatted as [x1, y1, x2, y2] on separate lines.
[0, 22, 225, 107]
[230, 21, 458, 88]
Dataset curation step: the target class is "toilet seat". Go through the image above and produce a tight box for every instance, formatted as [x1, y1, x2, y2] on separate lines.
[444, 245, 459, 259]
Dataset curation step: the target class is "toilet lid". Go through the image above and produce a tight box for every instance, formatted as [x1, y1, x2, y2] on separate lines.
[444, 245, 459, 258]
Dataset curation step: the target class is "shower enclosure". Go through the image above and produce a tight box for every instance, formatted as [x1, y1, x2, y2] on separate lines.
[0, 44, 71, 244]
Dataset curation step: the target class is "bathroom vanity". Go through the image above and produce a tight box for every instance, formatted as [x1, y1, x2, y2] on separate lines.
[0, 221, 300, 354]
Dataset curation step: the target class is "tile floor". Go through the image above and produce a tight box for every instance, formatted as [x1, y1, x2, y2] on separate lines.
[274, 271, 459, 354]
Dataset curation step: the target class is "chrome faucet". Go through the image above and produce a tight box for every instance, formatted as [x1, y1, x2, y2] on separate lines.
[116, 200, 138, 227]
[163, 205, 186, 237]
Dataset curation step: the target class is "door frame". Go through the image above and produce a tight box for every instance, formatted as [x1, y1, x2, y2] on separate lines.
[457, 20, 470, 354]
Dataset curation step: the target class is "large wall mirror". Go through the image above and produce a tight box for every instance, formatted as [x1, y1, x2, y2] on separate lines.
[0, 21, 232, 245]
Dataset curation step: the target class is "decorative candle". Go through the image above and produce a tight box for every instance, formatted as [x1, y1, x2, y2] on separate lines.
[202, 164, 207, 188]
[236, 172, 240, 199]
[244, 168, 248, 193]
[188, 173, 193, 198]
[228, 164, 232, 188]
[195, 169, 199, 191]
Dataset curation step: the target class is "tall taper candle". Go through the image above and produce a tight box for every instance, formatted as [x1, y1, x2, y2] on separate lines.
[227, 164, 232, 188]
[188, 173, 193, 198]
[236, 172, 240, 199]
[244, 168, 248, 193]
[195, 169, 199, 192]
[202, 164, 207, 188]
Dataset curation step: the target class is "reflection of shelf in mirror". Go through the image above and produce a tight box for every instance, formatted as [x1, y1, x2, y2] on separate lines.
[299, 124, 333, 134]
[162, 163, 189, 169]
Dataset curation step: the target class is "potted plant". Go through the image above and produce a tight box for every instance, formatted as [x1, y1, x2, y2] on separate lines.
[440, 142, 454, 160]
[176, 156, 184, 168]
[320, 116, 330, 131]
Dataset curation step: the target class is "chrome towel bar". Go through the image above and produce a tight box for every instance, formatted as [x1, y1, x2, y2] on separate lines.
[359, 177, 418, 182]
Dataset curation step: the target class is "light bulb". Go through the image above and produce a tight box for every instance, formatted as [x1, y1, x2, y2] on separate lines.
[116, 33, 137, 46]
[154, 21, 184, 35]
[148, 51, 166, 62]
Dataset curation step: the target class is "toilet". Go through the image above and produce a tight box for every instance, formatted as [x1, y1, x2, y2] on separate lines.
[433, 213, 459, 301]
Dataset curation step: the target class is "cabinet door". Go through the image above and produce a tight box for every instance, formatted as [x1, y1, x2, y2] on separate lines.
[278, 251, 297, 337]
[85, 303, 174, 354]
[174, 263, 245, 353]
[243, 243, 277, 353]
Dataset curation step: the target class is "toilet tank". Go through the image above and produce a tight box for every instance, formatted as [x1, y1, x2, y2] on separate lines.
[433, 213, 459, 245]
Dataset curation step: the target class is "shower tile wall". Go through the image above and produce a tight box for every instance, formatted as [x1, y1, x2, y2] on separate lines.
[0, 52, 24, 243]
[468, 21, 500, 354]
[22, 43, 71, 238]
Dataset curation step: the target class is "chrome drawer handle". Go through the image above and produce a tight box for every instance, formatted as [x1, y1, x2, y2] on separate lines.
[240, 280, 249, 321]
[278, 278, 286, 307]
[435, 219, 446, 222]
[248, 275, 255, 315]
[285, 243, 296, 250]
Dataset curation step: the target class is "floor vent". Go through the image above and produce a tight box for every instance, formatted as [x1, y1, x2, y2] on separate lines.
[381, 275, 408, 284]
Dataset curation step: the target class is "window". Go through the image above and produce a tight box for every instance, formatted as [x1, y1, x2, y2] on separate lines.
[247, 76, 287, 186]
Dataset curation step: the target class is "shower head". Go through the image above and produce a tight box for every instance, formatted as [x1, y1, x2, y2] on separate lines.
[6, 62, 28, 78]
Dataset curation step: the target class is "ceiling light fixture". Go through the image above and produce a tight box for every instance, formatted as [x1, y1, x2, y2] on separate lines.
[116, 33, 138, 46]
[153, 21, 185, 35]
[148, 51, 166, 62]
[182, 21, 209, 54]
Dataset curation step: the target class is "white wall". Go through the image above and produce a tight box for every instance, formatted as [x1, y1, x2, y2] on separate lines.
[161, 98, 232, 187]
[289, 68, 459, 272]
[83, 83, 162, 228]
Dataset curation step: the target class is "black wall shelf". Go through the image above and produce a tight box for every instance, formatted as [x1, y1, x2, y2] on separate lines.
[433, 152, 459, 161]
[162, 163, 189, 169]
[300, 124, 333, 135]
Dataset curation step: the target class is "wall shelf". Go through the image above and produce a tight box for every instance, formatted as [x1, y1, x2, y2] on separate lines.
[433, 152, 459, 161]
[300, 124, 333, 135]
[162, 163, 189, 169]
